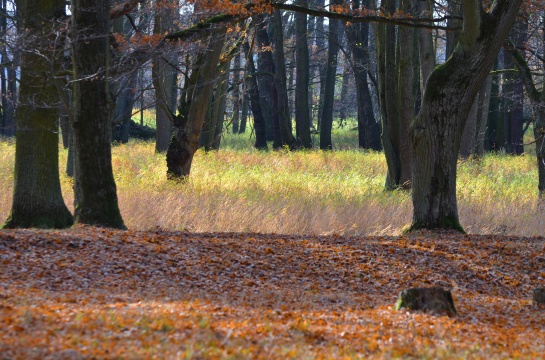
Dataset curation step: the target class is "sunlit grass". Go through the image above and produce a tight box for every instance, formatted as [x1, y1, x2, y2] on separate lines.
[0, 130, 543, 236]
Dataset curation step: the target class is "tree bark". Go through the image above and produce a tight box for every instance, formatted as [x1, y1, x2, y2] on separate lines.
[242, 40, 268, 149]
[319, 0, 343, 150]
[344, 0, 381, 150]
[153, 8, 177, 152]
[166, 29, 226, 179]
[271, 11, 297, 148]
[3, 0, 73, 229]
[294, 3, 312, 148]
[409, 0, 522, 232]
[72, 0, 125, 228]
[255, 15, 278, 144]
[232, 52, 241, 134]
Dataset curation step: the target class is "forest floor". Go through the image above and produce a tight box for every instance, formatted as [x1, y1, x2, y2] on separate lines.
[1, 227, 545, 359]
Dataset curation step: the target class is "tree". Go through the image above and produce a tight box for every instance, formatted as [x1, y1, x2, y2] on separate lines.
[3, 0, 73, 229]
[294, 2, 312, 148]
[319, 0, 343, 150]
[166, 29, 226, 178]
[344, 0, 381, 150]
[153, 2, 177, 152]
[72, 0, 125, 228]
[242, 39, 268, 149]
[409, 0, 522, 231]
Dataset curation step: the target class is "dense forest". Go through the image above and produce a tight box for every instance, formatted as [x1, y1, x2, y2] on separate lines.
[0, 0, 542, 233]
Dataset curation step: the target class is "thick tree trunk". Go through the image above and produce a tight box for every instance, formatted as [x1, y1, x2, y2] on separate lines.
[166, 30, 226, 179]
[72, 0, 125, 229]
[409, 0, 522, 231]
[3, 0, 73, 229]
[294, 3, 312, 148]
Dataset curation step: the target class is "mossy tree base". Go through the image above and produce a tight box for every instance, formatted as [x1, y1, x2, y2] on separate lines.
[395, 287, 457, 317]
[2, 212, 73, 230]
[405, 217, 466, 234]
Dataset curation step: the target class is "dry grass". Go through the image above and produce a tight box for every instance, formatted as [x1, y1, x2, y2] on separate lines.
[0, 138, 543, 236]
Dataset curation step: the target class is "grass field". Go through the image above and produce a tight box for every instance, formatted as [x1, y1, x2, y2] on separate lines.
[0, 128, 543, 236]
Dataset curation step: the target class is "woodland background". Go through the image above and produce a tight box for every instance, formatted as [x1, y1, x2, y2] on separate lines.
[1, 0, 545, 358]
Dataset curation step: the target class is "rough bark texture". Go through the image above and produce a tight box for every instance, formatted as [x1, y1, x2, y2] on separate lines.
[3, 0, 73, 229]
[72, 0, 125, 229]
[409, 0, 522, 232]
[166, 30, 226, 179]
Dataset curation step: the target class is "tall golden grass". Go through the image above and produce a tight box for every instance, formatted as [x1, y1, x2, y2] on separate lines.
[0, 135, 543, 236]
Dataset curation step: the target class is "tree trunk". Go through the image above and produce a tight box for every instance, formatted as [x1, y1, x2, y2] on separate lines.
[255, 15, 278, 144]
[3, 0, 73, 229]
[409, 0, 522, 232]
[344, 0, 381, 150]
[474, 74, 493, 156]
[243, 40, 268, 149]
[319, 0, 343, 150]
[485, 58, 500, 151]
[271, 10, 296, 148]
[212, 70, 229, 150]
[294, 2, 312, 148]
[153, 8, 177, 152]
[166, 30, 226, 179]
[459, 95, 479, 158]
[72, 0, 125, 228]
[232, 52, 241, 134]
[396, 0, 415, 187]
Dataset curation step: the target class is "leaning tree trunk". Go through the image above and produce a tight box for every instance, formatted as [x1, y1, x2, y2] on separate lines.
[3, 0, 73, 229]
[409, 0, 522, 232]
[166, 30, 226, 179]
[72, 0, 125, 229]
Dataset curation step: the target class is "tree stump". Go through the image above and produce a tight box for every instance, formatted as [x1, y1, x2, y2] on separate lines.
[395, 287, 457, 316]
[533, 288, 545, 308]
